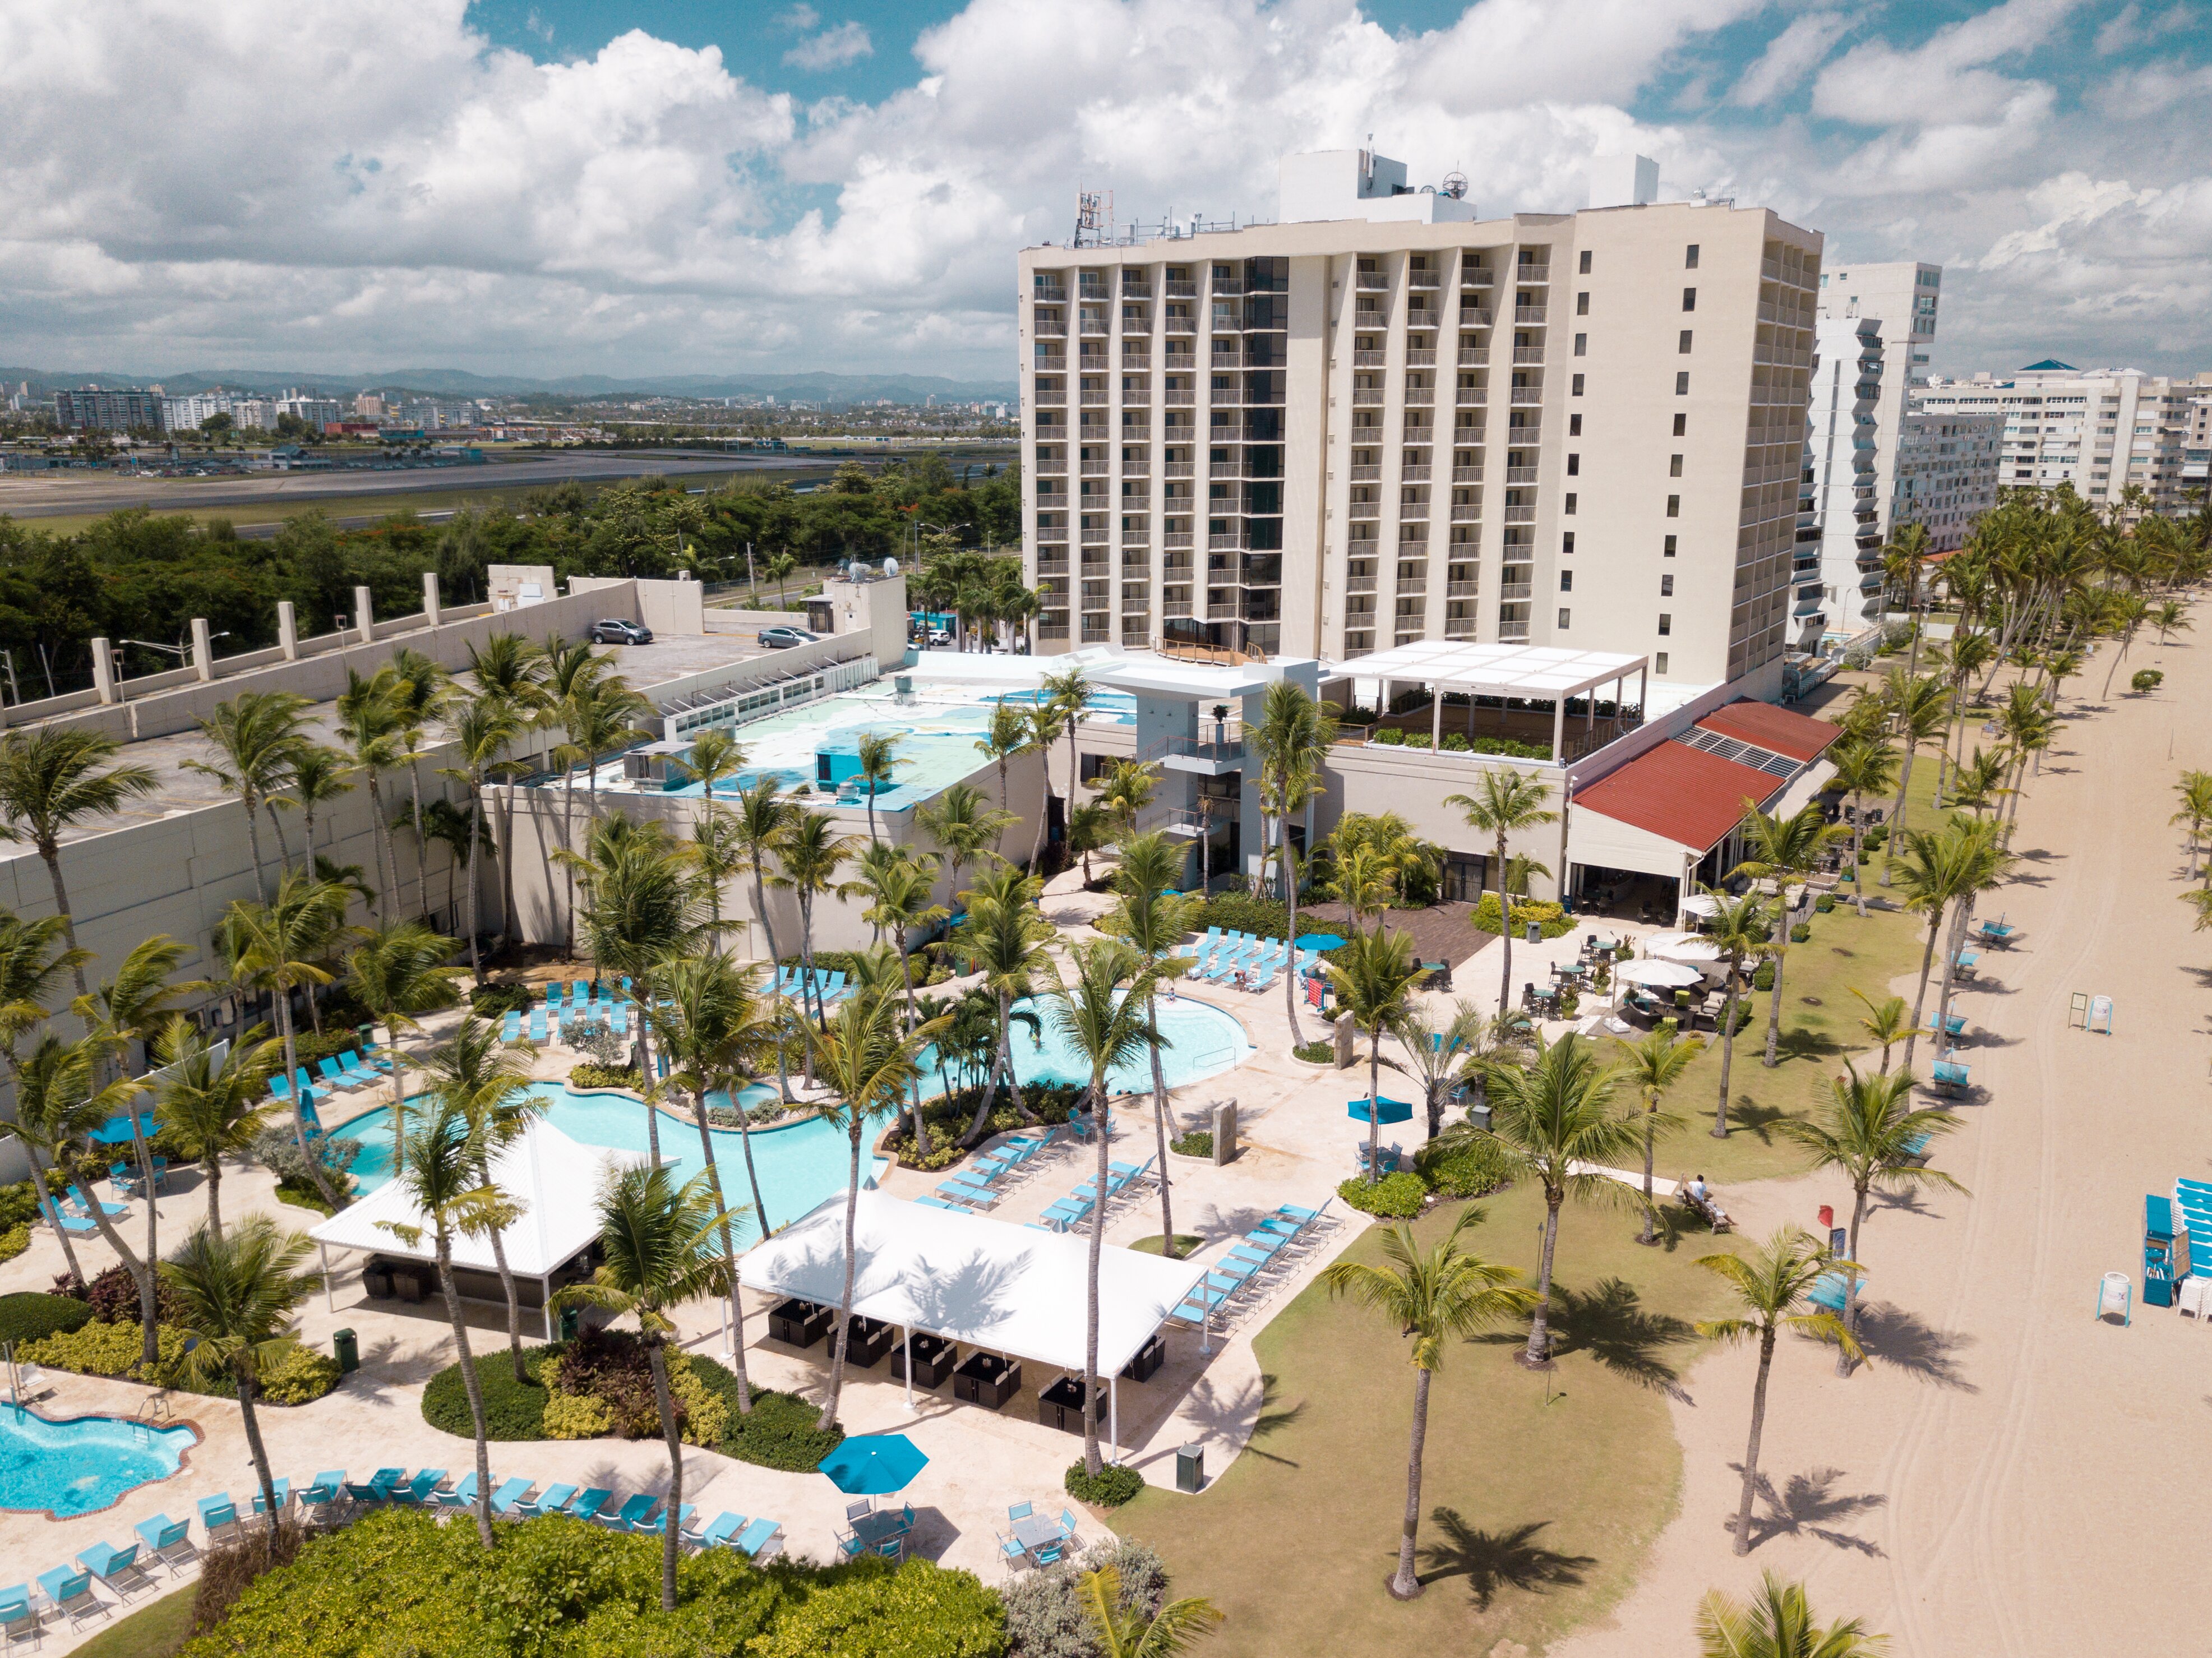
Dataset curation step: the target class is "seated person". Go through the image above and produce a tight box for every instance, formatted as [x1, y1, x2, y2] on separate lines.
[1685, 1173, 1710, 1206]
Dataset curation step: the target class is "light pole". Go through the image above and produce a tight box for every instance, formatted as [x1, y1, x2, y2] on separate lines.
[122, 632, 229, 676]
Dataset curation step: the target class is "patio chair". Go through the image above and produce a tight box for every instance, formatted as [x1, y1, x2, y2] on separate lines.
[251, 1478, 292, 1517]
[488, 1478, 535, 1516]
[268, 1072, 293, 1101]
[607, 1493, 659, 1532]
[1057, 1508, 1083, 1545]
[819, 971, 848, 1004]
[515, 1483, 578, 1518]
[570, 979, 590, 1004]
[394, 1470, 449, 1505]
[432, 1473, 479, 1511]
[502, 1010, 524, 1043]
[342, 1468, 403, 1503]
[1032, 1540, 1064, 1567]
[844, 1499, 874, 1525]
[0, 1591, 37, 1650]
[196, 1493, 240, 1541]
[108, 1161, 145, 1198]
[1007, 1500, 1033, 1521]
[74, 1542, 150, 1603]
[640, 1504, 696, 1539]
[733, 1519, 782, 1558]
[935, 1179, 999, 1209]
[66, 1184, 128, 1220]
[700, 1512, 748, 1549]
[915, 1195, 971, 1212]
[132, 1516, 194, 1576]
[528, 1010, 548, 1043]
[570, 1488, 613, 1524]
[317, 1058, 356, 1091]
[874, 1536, 904, 1560]
[543, 981, 562, 1006]
[611, 1004, 629, 1037]
[297, 1471, 347, 1511]
[32, 1569, 104, 1632]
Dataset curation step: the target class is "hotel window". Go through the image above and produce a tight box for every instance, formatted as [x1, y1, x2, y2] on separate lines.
[1564, 493, 1577, 514]
[1679, 330, 1693, 354]
[1572, 374, 1585, 395]
[1559, 570, 1573, 592]
[1567, 454, 1580, 475]
[1665, 495, 1680, 517]
[1660, 574, 1674, 596]
[1656, 652, 1669, 673]
[1577, 292, 1590, 315]
[1557, 608, 1571, 628]
[1657, 613, 1671, 636]
[1682, 288, 1697, 311]
[1684, 245, 1699, 269]
[1675, 372, 1689, 395]
[1673, 412, 1686, 436]
[1669, 454, 1683, 477]
[1664, 535, 1677, 556]
[1578, 250, 1592, 273]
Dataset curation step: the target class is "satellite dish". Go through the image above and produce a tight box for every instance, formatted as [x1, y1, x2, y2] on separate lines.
[883, 557, 899, 576]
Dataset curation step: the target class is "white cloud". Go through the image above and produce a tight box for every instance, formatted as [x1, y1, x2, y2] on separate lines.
[0, 0, 2205, 380]
[1728, 12, 1849, 107]
[784, 20, 872, 71]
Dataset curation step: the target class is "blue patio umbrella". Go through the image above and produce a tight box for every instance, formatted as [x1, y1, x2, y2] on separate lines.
[816, 1433, 930, 1495]
[1294, 932, 1346, 952]
[89, 1111, 159, 1146]
[1346, 1096, 1414, 1126]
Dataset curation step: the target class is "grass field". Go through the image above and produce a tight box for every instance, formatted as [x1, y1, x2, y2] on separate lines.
[1119, 1185, 1751, 1657]
[69, 1585, 195, 1658]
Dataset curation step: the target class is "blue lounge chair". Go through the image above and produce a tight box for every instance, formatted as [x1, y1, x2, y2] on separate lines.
[75, 1540, 149, 1601]
[1808, 1271, 1861, 1315]
[269, 1072, 292, 1101]
[528, 1010, 548, 1043]
[0, 1592, 35, 1647]
[433, 1473, 480, 1510]
[570, 1488, 613, 1523]
[342, 1468, 403, 1503]
[571, 979, 590, 1005]
[818, 971, 848, 1004]
[133, 1515, 193, 1574]
[516, 1483, 577, 1518]
[502, 1010, 524, 1043]
[394, 1469, 448, 1505]
[1925, 1011, 1967, 1037]
[197, 1493, 239, 1539]
[641, 1504, 696, 1539]
[935, 1180, 999, 1208]
[488, 1478, 534, 1516]
[1041, 1198, 1092, 1231]
[1930, 1059, 1970, 1096]
[700, 1512, 748, 1549]
[607, 1493, 659, 1531]
[34, 1568, 104, 1630]
[544, 981, 561, 1005]
[915, 1195, 971, 1212]
[611, 1004, 630, 1037]
[66, 1184, 127, 1220]
[317, 1058, 354, 1091]
[732, 1518, 782, 1558]
[300, 1471, 347, 1510]
[251, 1479, 292, 1516]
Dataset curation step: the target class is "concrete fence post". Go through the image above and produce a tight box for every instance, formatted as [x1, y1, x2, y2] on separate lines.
[354, 584, 375, 644]
[191, 618, 215, 682]
[91, 638, 117, 704]
[277, 601, 299, 661]
[422, 570, 442, 628]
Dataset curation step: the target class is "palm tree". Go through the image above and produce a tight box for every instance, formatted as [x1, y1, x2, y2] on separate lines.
[537, 636, 610, 955]
[1043, 665, 1094, 822]
[1848, 989, 1910, 1074]
[0, 911, 93, 1278]
[1113, 833, 1197, 1255]
[2150, 597, 2192, 648]
[565, 673, 655, 859]
[1321, 1206, 1534, 1599]
[381, 1094, 504, 1548]
[1093, 759, 1160, 840]
[1882, 520, 1935, 677]
[729, 775, 795, 977]
[772, 809, 863, 1032]
[973, 703, 1027, 816]
[215, 872, 354, 1204]
[853, 731, 909, 846]
[335, 668, 408, 923]
[441, 689, 525, 985]
[464, 633, 546, 954]
[1463, 1033, 1640, 1364]
[1877, 671, 1947, 879]
[1822, 736, 1896, 917]
[1444, 770, 1558, 1016]
[386, 646, 453, 919]
[956, 863, 1055, 1146]
[551, 1164, 735, 1611]
[1894, 819, 2008, 1072]
[418, 1015, 544, 1382]
[1696, 1227, 1860, 1554]
[650, 949, 775, 1401]
[1731, 802, 1846, 1068]
[1615, 1026, 1702, 1245]
[2172, 769, 2212, 883]
[1391, 1000, 1497, 1144]
[1949, 746, 2012, 821]
[1782, 1063, 1964, 1370]
[1703, 890, 1776, 1138]
[1251, 680, 1337, 1045]
[0, 1034, 131, 1287]
[764, 549, 798, 607]
[151, 1017, 277, 1236]
[1078, 1563, 1225, 1657]
[1023, 699, 1068, 870]
[278, 743, 355, 878]
[917, 780, 1014, 904]
[803, 985, 944, 1432]
[161, 1219, 326, 1527]
[185, 690, 311, 899]
[1324, 925, 1427, 1183]
[673, 727, 747, 933]
[1696, 1573, 1888, 1658]
[0, 727, 159, 987]
[1049, 939, 1163, 1478]
[345, 920, 469, 1177]
[1066, 801, 1112, 888]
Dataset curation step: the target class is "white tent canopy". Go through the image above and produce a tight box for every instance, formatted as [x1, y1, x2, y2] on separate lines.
[1678, 893, 1720, 920]
[1614, 957, 1706, 989]
[740, 1190, 1208, 1380]
[310, 1117, 644, 1282]
[1644, 930, 1725, 964]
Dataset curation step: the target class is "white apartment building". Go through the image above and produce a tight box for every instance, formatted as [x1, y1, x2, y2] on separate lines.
[1798, 315, 1885, 646]
[1890, 410, 2002, 551]
[2184, 396, 2211, 491]
[1915, 364, 2212, 511]
[1816, 260, 1941, 544]
[1017, 149, 1823, 693]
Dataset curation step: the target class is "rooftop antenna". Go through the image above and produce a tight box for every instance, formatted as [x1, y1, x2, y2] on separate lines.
[1075, 188, 1110, 248]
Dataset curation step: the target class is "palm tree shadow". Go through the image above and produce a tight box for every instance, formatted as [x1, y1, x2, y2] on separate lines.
[1724, 1098, 1797, 1143]
[1172, 1369, 1306, 1467]
[1732, 1465, 1888, 1555]
[1541, 1277, 1699, 1398]
[1417, 1513, 1594, 1604]
[1853, 1301, 1978, 1391]
[1774, 1027, 1845, 1064]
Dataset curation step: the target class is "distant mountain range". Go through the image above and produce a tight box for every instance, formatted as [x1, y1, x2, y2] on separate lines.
[0, 366, 1017, 404]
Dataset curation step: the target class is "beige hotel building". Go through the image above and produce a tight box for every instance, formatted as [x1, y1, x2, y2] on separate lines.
[1018, 149, 1825, 696]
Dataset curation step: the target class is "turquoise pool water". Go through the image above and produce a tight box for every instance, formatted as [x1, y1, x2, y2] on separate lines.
[333, 997, 1248, 1240]
[0, 1411, 197, 1518]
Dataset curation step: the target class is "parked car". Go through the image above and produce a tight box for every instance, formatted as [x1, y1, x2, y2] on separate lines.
[923, 625, 953, 648]
[759, 625, 819, 649]
[590, 618, 653, 645]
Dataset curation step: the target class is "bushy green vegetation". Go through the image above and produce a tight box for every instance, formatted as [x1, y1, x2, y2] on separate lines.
[469, 981, 537, 1018]
[1194, 892, 1290, 940]
[176, 1507, 1007, 1658]
[1169, 1130, 1214, 1158]
[1063, 1462, 1145, 1508]
[1411, 1134, 1516, 1199]
[716, 1384, 848, 1472]
[18, 1318, 339, 1403]
[0, 1290, 94, 1344]
[1335, 1171, 1427, 1218]
[1290, 1039, 1336, 1065]
[1470, 894, 1573, 938]
[566, 1063, 642, 1092]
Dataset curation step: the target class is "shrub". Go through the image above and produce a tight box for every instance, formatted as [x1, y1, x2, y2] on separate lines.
[1063, 1462, 1144, 1508]
[1291, 1039, 1335, 1064]
[568, 1063, 642, 1092]
[251, 1125, 359, 1188]
[569, 1022, 629, 1069]
[668, 1352, 729, 1447]
[2132, 668, 2164, 693]
[0, 1224, 29, 1266]
[1440, 732, 1471, 752]
[1003, 1540, 1168, 1658]
[1415, 1135, 1514, 1199]
[1557, 987, 1580, 1018]
[1814, 893, 1836, 913]
[718, 1383, 846, 1471]
[1168, 1130, 1213, 1158]
[1752, 961, 1776, 991]
[1468, 736, 1555, 759]
[1470, 895, 1573, 939]
[190, 1515, 307, 1639]
[468, 981, 536, 1018]
[1401, 732, 1432, 750]
[1370, 726, 1406, 745]
[0, 1177, 46, 1231]
[1195, 891, 1290, 940]
[87, 1262, 181, 1324]
[422, 1345, 552, 1439]
[1336, 1171, 1427, 1218]
[258, 1343, 343, 1405]
[176, 1508, 1007, 1658]
[0, 1291, 93, 1345]
[274, 1176, 351, 1217]
[542, 1388, 615, 1439]
[1789, 921, 1813, 944]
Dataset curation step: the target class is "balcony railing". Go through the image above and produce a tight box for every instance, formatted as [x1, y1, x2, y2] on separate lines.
[1498, 581, 1533, 602]
[1034, 316, 1067, 337]
[1452, 465, 1484, 483]
[1511, 387, 1544, 405]
[1349, 463, 1379, 481]
[1079, 390, 1109, 405]
[1079, 315, 1111, 335]
[1163, 531, 1193, 549]
[1122, 281, 1152, 299]
[1514, 307, 1548, 324]
[1208, 533, 1244, 551]
[1458, 346, 1486, 364]
[1121, 389, 1151, 407]
[1035, 492, 1068, 509]
[1348, 501, 1380, 520]
[1503, 505, 1536, 523]
[1401, 464, 1431, 482]
[1345, 575, 1377, 593]
[1352, 387, 1384, 406]
[1456, 387, 1488, 405]
[1211, 385, 1243, 405]
[1163, 315, 1196, 333]
[1144, 731, 1248, 767]
[1353, 350, 1386, 368]
[1446, 580, 1480, 598]
[1162, 389, 1193, 407]
[1460, 266, 1495, 287]
[1406, 348, 1437, 367]
[1513, 347, 1545, 365]
[1356, 271, 1389, 290]
[1505, 466, 1539, 484]
[1450, 503, 1481, 521]
[1080, 525, 1110, 543]
[1080, 458, 1109, 475]
[1403, 388, 1434, 407]
[1516, 264, 1550, 284]
[1460, 307, 1493, 326]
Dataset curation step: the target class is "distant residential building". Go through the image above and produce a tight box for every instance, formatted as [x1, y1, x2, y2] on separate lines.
[56, 387, 162, 432]
[353, 392, 384, 419]
[278, 395, 344, 428]
[1798, 315, 1886, 646]
[1816, 260, 1941, 546]
[1915, 364, 2212, 511]
[231, 399, 278, 432]
[1890, 410, 2002, 551]
[161, 393, 229, 432]
[2183, 395, 2211, 491]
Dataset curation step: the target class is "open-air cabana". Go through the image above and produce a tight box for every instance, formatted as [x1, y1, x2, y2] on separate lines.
[740, 1190, 1209, 1460]
[308, 1119, 644, 1336]
[1334, 641, 1651, 764]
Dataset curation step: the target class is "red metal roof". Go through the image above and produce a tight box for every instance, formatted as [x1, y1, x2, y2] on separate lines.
[1574, 741, 1788, 854]
[1694, 700, 1840, 764]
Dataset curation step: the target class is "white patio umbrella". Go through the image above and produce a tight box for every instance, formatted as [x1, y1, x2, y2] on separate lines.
[1643, 930, 1725, 965]
[1614, 957, 1706, 989]
[1678, 893, 1719, 921]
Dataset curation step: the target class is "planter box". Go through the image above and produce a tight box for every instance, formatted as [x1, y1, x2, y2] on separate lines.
[952, 1352, 1021, 1409]
[768, 1297, 833, 1349]
[889, 1332, 955, 1388]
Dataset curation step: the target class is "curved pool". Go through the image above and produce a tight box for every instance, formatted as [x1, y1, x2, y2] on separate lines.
[0, 1410, 198, 1518]
[330, 995, 1250, 1241]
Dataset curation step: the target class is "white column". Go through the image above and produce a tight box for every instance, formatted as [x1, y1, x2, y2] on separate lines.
[1109, 1375, 1119, 1466]
[353, 584, 376, 644]
[191, 618, 215, 682]
[277, 601, 299, 661]
[1430, 686, 1443, 747]
[542, 1276, 554, 1342]
[318, 1241, 335, 1312]
[422, 570, 442, 628]
[90, 638, 117, 704]
[901, 1326, 914, 1412]
[1551, 697, 1566, 763]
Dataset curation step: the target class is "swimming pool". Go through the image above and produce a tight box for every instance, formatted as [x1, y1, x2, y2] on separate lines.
[330, 997, 1248, 1237]
[0, 1410, 198, 1519]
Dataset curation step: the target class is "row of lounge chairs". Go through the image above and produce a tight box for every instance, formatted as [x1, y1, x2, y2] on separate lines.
[1181, 929, 1318, 995]
[923, 1128, 1065, 1212]
[505, 1003, 634, 1046]
[1167, 1201, 1337, 1331]
[545, 977, 632, 1008]
[1036, 1156, 1157, 1234]
[269, 1049, 391, 1106]
[772, 966, 848, 1005]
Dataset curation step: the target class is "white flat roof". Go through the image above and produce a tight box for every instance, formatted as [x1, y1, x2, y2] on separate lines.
[739, 1190, 1209, 1377]
[1089, 655, 1314, 700]
[1329, 642, 1649, 701]
[310, 1118, 645, 1280]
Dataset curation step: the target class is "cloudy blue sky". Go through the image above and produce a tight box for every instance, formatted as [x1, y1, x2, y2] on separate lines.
[3, 0, 2206, 384]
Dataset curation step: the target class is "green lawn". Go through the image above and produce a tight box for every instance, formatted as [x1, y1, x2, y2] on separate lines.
[1119, 1186, 1751, 1658]
[70, 1585, 195, 1658]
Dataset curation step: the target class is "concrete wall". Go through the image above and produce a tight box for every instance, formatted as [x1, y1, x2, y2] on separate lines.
[571, 575, 705, 638]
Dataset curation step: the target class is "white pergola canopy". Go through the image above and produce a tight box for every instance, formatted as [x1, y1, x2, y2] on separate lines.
[310, 1118, 645, 1280]
[1332, 641, 1648, 704]
[740, 1190, 1208, 1379]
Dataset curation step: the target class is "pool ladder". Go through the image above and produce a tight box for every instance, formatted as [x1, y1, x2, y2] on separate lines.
[127, 1393, 174, 1442]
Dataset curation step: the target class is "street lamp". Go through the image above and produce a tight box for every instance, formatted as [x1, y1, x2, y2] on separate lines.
[122, 633, 230, 673]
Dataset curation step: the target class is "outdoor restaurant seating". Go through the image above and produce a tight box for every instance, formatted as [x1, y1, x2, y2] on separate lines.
[952, 1351, 1022, 1408]
[768, 1297, 835, 1348]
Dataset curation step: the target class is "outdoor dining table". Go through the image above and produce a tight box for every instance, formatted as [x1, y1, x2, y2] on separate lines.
[1010, 1513, 1065, 1555]
[851, 1508, 912, 1550]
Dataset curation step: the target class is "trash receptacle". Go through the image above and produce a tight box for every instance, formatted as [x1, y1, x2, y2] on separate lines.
[1175, 1443, 1205, 1493]
[333, 1328, 359, 1374]
[1525, 920, 1541, 944]
[558, 1305, 581, 1342]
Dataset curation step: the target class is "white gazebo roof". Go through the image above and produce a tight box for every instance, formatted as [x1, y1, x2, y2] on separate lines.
[740, 1190, 1209, 1378]
[309, 1117, 645, 1278]
[1330, 641, 1648, 702]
